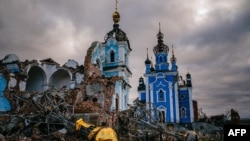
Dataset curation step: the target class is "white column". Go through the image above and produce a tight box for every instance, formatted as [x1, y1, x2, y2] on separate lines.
[145, 75, 149, 109]
[169, 82, 174, 122]
[150, 84, 154, 110]
[189, 88, 194, 122]
[117, 81, 122, 111]
[174, 82, 180, 123]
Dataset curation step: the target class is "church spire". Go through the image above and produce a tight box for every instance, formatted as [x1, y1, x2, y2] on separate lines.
[115, 0, 118, 11]
[145, 48, 151, 64]
[153, 22, 169, 55]
[171, 45, 177, 62]
[150, 56, 155, 71]
[159, 22, 161, 32]
[105, 0, 131, 48]
[112, 0, 120, 24]
[157, 22, 163, 45]
[145, 48, 151, 74]
[171, 45, 178, 71]
[147, 47, 149, 58]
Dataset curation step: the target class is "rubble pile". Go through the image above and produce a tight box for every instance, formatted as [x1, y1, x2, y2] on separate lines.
[0, 70, 116, 141]
[117, 100, 185, 141]
[0, 84, 119, 141]
[0, 53, 123, 140]
[0, 66, 112, 140]
[0, 54, 227, 141]
[0, 88, 88, 141]
[0, 114, 80, 141]
[74, 101, 102, 113]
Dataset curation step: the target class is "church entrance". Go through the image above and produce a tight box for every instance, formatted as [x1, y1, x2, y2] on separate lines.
[158, 111, 165, 123]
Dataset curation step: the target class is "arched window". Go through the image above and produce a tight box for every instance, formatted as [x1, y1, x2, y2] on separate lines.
[96, 59, 100, 68]
[180, 107, 186, 118]
[110, 50, 115, 62]
[158, 89, 165, 101]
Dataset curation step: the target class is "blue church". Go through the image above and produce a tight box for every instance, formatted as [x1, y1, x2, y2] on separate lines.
[137, 26, 194, 124]
[83, 5, 132, 112]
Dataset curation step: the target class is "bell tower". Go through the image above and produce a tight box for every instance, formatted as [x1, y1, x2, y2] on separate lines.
[153, 23, 170, 72]
[102, 0, 132, 110]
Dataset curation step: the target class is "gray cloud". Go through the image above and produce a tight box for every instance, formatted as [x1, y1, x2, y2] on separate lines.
[0, 0, 249, 118]
[176, 1, 250, 117]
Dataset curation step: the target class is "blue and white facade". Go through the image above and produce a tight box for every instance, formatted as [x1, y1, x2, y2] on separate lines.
[87, 9, 132, 111]
[137, 28, 194, 123]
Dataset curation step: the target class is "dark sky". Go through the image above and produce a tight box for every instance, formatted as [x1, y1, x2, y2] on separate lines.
[0, 0, 250, 118]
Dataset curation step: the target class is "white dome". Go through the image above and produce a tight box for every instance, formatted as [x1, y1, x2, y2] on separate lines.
[2, 54, 20, 63]
[64, 59, 79, 69]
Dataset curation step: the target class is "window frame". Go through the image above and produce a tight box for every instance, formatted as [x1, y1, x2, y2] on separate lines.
[157, 89, 165, 102]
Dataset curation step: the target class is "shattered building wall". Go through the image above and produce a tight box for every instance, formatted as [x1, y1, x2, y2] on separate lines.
[0, 7, 132, 133]
[81, 38, 132, 113]
[0, 43, 130, 128]
[79, 6, 132, 112]
[81, 43, 123, 113]
[0, 54, 83, 92]
[0, 54, 84, 112]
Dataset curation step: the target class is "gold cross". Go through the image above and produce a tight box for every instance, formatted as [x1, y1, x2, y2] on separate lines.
[116, 0, 118, 10]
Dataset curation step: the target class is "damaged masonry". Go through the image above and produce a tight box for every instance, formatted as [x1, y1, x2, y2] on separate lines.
[0, 52, 125, 140]
[0, 53, 224, 141]
[0, 4, 133, 139]
[0, 2, 227, 140]
[0, 54, 222, 141]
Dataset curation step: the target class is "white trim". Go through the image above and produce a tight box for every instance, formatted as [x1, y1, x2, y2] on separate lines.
[145, 71, 178, 77]
[189, 88, 194, 122]
[174, 82, 180, 123]
[145, 76, 149, 109]
[156, 81, 166, 87]
[117, 81, 122, 111]
[111, 94, 116, 111]
[169, 82, 174, 122]
[150, 84, 154, 110]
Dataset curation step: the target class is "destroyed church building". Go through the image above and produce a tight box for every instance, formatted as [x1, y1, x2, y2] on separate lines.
[0, 6, 131, 115]
[0, 4, 196, 125]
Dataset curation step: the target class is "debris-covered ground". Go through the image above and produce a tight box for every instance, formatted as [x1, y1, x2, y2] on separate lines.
[0, 56, 225, 141]
[0, 89, 224, 141]
[0, 91, 225, 141]
[0, 88, 110, 141]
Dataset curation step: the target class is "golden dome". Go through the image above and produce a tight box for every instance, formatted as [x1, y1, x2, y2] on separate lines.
[112, 10, 120, 24]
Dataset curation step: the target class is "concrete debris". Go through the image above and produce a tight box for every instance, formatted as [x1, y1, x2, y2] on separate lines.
[0, 54, 226, 141]
[0, 54, 120, 140]
[0, 87, 113, 141]
[116, 100, 224, 141]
